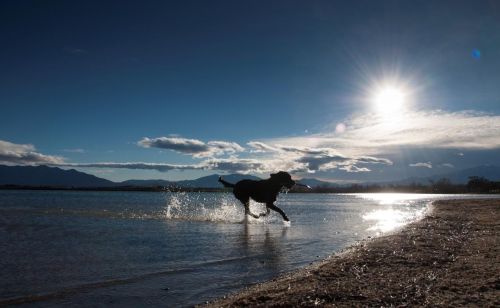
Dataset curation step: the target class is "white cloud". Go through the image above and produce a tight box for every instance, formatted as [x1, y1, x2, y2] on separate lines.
[60, 158, 268, 174]
[59, 162, 203, 172]
[206, 141, 245, 156]
[376, 110, 500, 149]
[339, 165, 371, 172]
[139, 137, 208, 153]
[231, 143, 392, 173]
[63, 148, 85, 153]
[0, 136, 383, 175]
[12, 108, 497, 178]
[356, 156, 393, 165]
[296, 154, 348, 171]
[203, 158, 267, 174]
[441, 163, 455, 168]
[203, 156, 317, 174]
[409, 162, 433, 168]
[264, 110, 500, 156]
[240, 108, 500, 175]
[0, 140, 64, 165]
[59, 156, 305, 175]
[247, 141, 278, 153]
[138, 137, 244, 158]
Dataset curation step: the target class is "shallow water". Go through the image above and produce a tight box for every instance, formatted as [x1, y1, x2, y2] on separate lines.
[0, 190, 496, 307]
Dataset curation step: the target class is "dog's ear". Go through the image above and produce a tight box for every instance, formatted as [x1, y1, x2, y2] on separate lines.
[270, 173, 277, 178]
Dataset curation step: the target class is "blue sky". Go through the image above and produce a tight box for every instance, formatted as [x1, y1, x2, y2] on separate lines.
[1, 1, 500, 182]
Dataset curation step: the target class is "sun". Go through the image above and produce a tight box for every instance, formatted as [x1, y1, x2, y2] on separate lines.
[374, 87, 405, 110]
[372, 85, 408, 120]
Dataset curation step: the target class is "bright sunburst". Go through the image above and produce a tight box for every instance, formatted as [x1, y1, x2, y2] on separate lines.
[372, 85, 407, 120]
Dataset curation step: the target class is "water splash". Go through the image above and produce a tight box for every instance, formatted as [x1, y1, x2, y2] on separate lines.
[163, 192, 282, 224]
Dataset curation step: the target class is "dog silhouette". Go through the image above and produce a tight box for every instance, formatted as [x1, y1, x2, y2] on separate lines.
[219, 171, 295, 221]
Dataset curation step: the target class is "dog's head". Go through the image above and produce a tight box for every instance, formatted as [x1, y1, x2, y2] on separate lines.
[270, 171, 295, 189]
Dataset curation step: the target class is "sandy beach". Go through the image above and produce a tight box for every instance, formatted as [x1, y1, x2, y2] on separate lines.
[204, 199, 500, 307]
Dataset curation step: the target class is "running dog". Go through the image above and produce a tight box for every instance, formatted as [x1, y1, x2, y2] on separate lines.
[218, 171, 297, 221]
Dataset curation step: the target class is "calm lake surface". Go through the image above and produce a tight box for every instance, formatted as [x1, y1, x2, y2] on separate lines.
[0, 190, 496, 307]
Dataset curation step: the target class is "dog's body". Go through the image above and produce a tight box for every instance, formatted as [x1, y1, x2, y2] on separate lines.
[219, 171, 295, 221]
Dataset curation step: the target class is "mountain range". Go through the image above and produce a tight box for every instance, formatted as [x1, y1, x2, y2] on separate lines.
[1, 164, 499, 189]
[0, 165, 261, 188]
[0, 165, 115, 187]
[120, 173, 261, 188]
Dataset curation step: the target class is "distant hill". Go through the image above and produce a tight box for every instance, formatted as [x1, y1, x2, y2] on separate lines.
[122, 175, 329, 188]
[176, 174, 262, 188]
[120, 174, 262, 188]
[0, 165, 261, 189]
[0, 165, 115, 187]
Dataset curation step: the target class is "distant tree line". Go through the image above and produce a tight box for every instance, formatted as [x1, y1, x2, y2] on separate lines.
[466, 176, 500, 193]
[290, 176, 500, 194]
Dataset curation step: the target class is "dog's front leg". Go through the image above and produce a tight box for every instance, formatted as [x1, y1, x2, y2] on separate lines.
[268, 203, 290, 221]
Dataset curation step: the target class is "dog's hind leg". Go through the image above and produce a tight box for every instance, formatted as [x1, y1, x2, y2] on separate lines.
[267, 203, 290, 221]
[239, 197, 260, 219]
[258, 207, 271, 218]
[245, 203, 260, 219]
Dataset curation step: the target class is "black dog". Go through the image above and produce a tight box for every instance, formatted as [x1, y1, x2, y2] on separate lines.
[218, 171, 296, 222]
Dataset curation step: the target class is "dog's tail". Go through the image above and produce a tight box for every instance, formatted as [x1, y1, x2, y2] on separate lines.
[218, 176, 235, 188]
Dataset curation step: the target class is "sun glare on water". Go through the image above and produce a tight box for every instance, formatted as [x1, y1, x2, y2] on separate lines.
[359, 193, 429, 233]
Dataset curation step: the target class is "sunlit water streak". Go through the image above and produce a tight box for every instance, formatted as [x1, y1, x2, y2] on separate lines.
[0, 191, 497, 307]
[359, 193, 429, 233]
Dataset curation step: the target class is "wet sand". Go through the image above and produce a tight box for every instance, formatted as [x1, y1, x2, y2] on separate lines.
[204, 199, 500, 307]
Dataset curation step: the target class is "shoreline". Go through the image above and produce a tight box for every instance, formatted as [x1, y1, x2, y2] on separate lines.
[203, 199, 500, 307]
[3, 186, 499, 194]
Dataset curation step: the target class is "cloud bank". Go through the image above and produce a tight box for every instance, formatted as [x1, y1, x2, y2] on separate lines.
[409, 162, 433, 168]
[58, 158, 267, 174]
[266, 110, 500, 156]
[3, 108, 499, 177]
[0, 140, 64, 165]
[246, 143, 392, 173]
[138, 137, 244, 158]
[58, 162, 203, 172]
